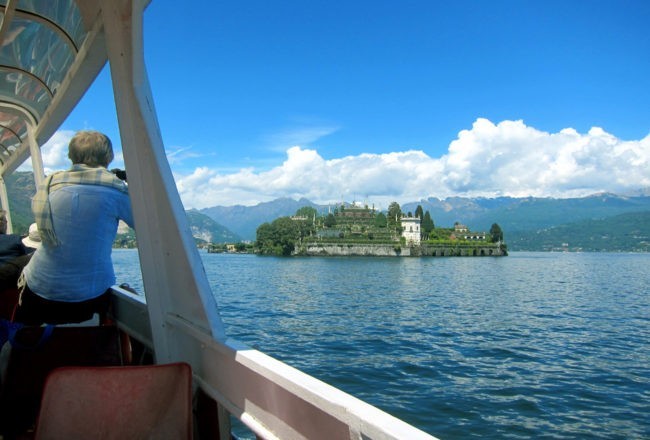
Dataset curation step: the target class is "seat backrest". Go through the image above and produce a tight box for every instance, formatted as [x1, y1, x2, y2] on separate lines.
[0, 325, 125, 437]
[34, 362, 192, 440]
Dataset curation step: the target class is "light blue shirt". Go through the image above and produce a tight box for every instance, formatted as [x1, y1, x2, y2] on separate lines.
[23, 184, 134, 302]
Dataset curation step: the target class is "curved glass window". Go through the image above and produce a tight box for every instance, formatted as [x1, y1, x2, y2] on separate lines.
[0, 17, 75, 96]
[0, 0, 86, 167]
[0, 108, 27, 156]
[14, 0, 86, 48]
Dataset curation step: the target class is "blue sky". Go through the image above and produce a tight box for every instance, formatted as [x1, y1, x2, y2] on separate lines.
[42, 0, 650, 208]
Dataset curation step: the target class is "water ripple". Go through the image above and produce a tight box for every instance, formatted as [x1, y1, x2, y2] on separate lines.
[113, 250, 650, 440]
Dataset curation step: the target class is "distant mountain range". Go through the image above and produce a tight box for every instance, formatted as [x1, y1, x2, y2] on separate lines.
[201, 197, 320, 241]
[186, 210, 241, 243]
[401, 193, 650, 233]
[6, 172, 649, 251]
[199, 194, 650, 252]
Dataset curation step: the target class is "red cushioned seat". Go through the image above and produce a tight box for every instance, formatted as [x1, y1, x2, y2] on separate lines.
[34, 362, 192, 440]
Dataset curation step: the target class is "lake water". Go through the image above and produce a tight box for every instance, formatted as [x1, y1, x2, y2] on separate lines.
[112, 250, 650, 439]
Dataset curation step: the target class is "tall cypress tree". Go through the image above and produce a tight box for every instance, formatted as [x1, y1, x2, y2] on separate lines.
[490, 223, 504, 242]
[422, 211, 435, 235]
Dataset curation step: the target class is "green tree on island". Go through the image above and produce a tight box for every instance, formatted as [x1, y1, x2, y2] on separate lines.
[415, 205, 424, 219]
[490, 223, 504, 242]
[295, 206, 317, 220]
[422, 211, 435, 238]
[387, 202, 402, 235]
[374, 212, 387, 228]
[256, 217, 301, 255]
[324, 213, 336, 227]
[387, 202, 401, 222]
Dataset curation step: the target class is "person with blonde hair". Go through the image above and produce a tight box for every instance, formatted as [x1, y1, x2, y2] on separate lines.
[15, 131, 133, 324]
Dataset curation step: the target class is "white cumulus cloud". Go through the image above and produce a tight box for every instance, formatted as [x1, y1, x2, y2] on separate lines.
[23, 119, 650, 208]
[438, 119, 650, 198]
[175, 118, 650, 208]
[17, 130, 75, 174]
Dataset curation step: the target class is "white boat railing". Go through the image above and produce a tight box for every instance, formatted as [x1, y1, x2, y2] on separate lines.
[110, 285, 438, 440]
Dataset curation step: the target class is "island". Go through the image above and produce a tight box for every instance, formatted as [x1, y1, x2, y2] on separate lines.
[254, 202, 507, 257]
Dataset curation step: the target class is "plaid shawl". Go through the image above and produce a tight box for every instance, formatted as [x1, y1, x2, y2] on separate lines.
[32, 164, 128, 247]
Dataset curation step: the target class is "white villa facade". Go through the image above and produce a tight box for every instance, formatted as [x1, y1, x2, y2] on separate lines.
[401, 216, 421, 245]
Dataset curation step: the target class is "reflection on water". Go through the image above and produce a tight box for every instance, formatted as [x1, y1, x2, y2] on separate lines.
[113, 250, 650, 439]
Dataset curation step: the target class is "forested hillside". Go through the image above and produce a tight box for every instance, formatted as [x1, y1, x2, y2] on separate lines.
[402, 194, 650, 233]
[186, 210, 241, 243]
[5, 171, 36, 234]
[508, 211, 650, 252]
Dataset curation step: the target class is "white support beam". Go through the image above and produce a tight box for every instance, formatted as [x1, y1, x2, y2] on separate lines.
[0, 0, 18, 44]
[0, 176, 12, 233]
[100, 0, 225, 364]
[27, 124, 44, 189]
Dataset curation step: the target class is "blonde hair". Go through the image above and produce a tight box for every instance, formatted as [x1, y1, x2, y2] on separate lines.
[67, 130, 114, 167]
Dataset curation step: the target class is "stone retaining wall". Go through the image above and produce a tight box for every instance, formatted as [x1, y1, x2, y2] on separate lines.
[300, 243, 506, 257]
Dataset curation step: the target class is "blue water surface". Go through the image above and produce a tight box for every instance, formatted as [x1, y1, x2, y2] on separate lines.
[112, 250, 650, 439]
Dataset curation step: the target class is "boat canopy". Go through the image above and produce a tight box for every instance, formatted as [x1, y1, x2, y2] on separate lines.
[0, 0, 225, 348]
[0, 0, 107, 177]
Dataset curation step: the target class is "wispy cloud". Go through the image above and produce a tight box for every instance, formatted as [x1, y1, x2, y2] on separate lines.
[165, 145, 207, 165]
[264, 124, 340, 152]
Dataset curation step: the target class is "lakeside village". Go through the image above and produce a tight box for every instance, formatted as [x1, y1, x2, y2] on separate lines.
[209, 202, 508, 257]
